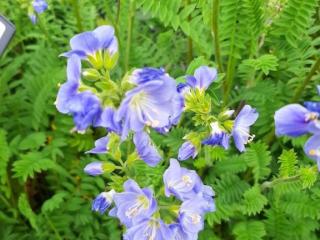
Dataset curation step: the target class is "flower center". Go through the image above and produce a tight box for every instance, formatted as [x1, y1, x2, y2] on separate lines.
[182, 175, 192, 187]
[190, 213, 201, 224]
[125, 195, 149, 218]
[305, 112, 319, 122]
[144, 220, 160, 240]
[309, 149, 320, 157]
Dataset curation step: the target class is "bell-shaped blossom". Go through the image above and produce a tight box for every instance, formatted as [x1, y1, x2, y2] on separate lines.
[84, 161, 104, 176]
[170, 223, 198, 240]
[133, 131, 162, 167]
[116, 67, 182, 139]
[124, 218, 173, 240]
[29, 0, 48, 24]
[178, 141, 198, 161]
[199, 185, 216, 212]
[86, 136, 110, 154]
[95, 107, 122, 134]
[304, 134, 320, 171]
[163, 159, 202, 201]
[92, 190, 115, 214]
[55, 55, 102, 131]
[202, 122, 230, 149]
[232, 105, 259, 152]
[304, 101, 320, 114]
[185, 66, 217, 90]
[62, 25, 118, 59]
[178, 197, 208, 234]
[275, 104, 319, 137]
[112, 179, 157, 227]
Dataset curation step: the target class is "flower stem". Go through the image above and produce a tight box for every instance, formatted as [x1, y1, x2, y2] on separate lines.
[125, 0, 135, 72]
[212, 0, 223, 73]
[261, 175, 300, 190]
[72, 0, 83, 32]
[291, 58, 320, 103]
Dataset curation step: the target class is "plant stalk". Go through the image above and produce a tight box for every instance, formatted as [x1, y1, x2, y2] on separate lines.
[72, 0, 83, 32]
[212, 0, 223, 73]
[125, 0, 135, 72]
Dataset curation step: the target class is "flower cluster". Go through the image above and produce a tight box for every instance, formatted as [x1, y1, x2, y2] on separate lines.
[89, 159, 214, 240]
[56, 25, 261, 240]
[28, 0, 48, 24]
[274, 85, 320, 169]
[177, 68, 259, 160]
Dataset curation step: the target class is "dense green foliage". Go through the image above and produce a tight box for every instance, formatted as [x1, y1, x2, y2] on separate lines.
[1, 0, 320, 239]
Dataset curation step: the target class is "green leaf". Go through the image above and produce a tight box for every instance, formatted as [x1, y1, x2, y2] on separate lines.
[299, 167, 317, 189]
[233, 221, 266, 240]
[18, 193, 38, 231]
[240, 185, 268, 216]
[244, 142, 271, 183]
[13, 152, 56, 181]
[41, 192, 68, 213]
[0, 129, 10, 185]
[18, 132, 46, 150]
[278, 149, 298, 177]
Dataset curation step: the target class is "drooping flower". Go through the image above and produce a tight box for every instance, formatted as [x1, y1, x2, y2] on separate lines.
[232, 105, 259, 152]
[124, 218, 173, 240]
[92, 190, 115, 214]
[86, 135, 110, 154]
[274, 104, 319, 137]
[202, 122, 230, 149]
[55, 55, 102, 131]
[170, 223, 198, 240]
[62, 25, 118, 60]
[116, 67, 182, 139]
[199, 185, 216, 212]
[95, 107, 122, 135]
[29, 0, 48, 24]
[84, 161, 104, 176]
[163, 159, 202, 201]
[133, 131, 162, 167]
[178, 141, 198, 161]
[185, 66, 217, 90]
[304, 134, 320, 171]
[112, 179, 157, 227]
[178, 197, 207, 234]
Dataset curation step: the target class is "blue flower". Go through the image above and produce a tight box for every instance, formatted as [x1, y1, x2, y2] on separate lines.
[55, 55, 102, 131]
[86, 136, 110, 154]
[95, 107, 122, 135]
[92, 190, 115, 214]
[185, 66, 217, 90]
[199, 185, 216, 212]
[133, 131, 162, 167]
[178, 141, 198, 161]
[275, 104, 320, 137]
[116, 67, 182, 139]
[304, 101, 320, 114]
[178, 197, 208, 234]
[124, 218, 173, 240]
[202, 122, 230, 149]
[84, 161, 104, 176]
[163, 159, 202, 201]
[304, 134, 320, 171]
[170, 223, 198, 240]
[112, 179, 157, 227]
[29, 0, 48, 24]
[62, 25, 118, 59]
[232, 105, 259, 152]
[33, 0, 48, 13]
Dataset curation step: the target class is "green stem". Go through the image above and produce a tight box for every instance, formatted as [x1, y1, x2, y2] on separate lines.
[291, 58, 320, 103]
[125, 0, 135, 72]
[44, 213, 63, 240]
[212, 0, 223, 73]
[72, 0, 83, 32]
[38, 15, 52, 45]
[187, 0, 193, 63]
[261, 175, 300, 190]
[116, 0, 121, 25]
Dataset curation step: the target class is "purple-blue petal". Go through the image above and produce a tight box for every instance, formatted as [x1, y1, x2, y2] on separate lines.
[133, 131, 162, 167]
[86, 135, 110, 154]
[178, 141, 197, 161]
[84, 161, 104, 176]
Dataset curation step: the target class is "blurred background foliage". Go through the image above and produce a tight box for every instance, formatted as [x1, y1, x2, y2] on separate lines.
[0, 0, 320, 239]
